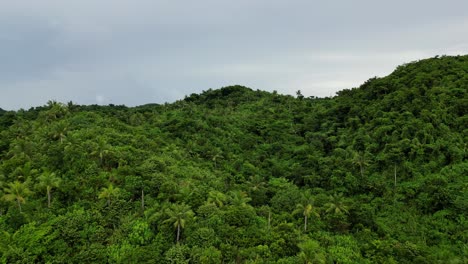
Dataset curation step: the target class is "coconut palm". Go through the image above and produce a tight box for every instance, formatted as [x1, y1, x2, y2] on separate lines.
[352, 151, 369, 178]
[7, 139, 34, 160]
[37, 170, 61, 207]
[228, 190, 251, 207]
[206, 190, 227, 207]
[12, 162, 38, 180]
[248, 175, 267, 191]
[51, 121, 68, 144]
[258, 205, 272, 230]
[91, 138, 112, 166]
[324, 193, 349, 215]
[294, 203, 320, 232]
[293, 190, 320, 231]
[2, 181, 32, 212]
[98, 184, 120, 206]
[44, 100, 69, 122]
[163, 203, 194, 243]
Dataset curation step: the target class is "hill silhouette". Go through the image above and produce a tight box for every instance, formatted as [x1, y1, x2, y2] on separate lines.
[0, 55, 466, 263]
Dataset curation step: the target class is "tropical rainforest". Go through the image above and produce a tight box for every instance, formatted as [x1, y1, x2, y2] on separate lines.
[0, 55, 467, 263]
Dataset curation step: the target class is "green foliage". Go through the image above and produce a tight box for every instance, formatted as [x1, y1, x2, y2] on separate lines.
[163, 203, 195, 242]
[98, 184, 121, 206]
[0, 55, 467, 262]
[297, 239, 326, 264]
[2, 181, 32, 213]
[37, 170, 61, 208]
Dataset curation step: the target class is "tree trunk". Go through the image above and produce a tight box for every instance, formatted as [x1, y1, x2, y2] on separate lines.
[17, 198, 22, 213]
[304, 215, 308, 231]
[47, 187, 51, 208]
[268, 211, 271, 230]
[176, 223, 181, 243]
[141, 189, 145, 211]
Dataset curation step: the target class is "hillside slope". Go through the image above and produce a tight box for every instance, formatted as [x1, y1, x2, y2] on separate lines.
[0, 55, 467, 263]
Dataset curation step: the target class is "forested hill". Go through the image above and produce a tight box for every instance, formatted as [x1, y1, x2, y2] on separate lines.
[0, 55, 467, 263]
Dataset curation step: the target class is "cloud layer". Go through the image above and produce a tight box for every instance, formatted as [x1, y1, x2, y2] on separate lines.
[1, 0, 467, 109]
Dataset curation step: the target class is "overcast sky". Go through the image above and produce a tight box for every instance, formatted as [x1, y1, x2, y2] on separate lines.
[1, 0, 467, 110]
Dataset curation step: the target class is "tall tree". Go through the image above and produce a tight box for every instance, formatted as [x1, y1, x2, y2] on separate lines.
[352, 151, 369, 178]
[50, 121, 68, 144]
[325, 193, 349, 215]
[37, 170, 61, 208]
[293, 190, 320, 231]
[43, 100, 69, 122]
[2, 181, 32, 212]
[91, 138, 112, 167]
[163, 203, 194, 243]
[98, 184, 120, 206]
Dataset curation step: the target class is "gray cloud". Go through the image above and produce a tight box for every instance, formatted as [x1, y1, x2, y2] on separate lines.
[0, 0, 467, 110]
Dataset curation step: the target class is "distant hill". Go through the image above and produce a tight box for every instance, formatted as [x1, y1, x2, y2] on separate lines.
[0, 55, 466, 263]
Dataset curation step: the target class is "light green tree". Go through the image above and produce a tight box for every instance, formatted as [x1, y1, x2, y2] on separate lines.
[298, 239, 326, 264]
[50, 121, 68, 144]
[206, 190, 227, 207]
[2, 181, 32, 212]
[228, 190, 252, 207]
[91, 138, 112, 166]
[198, 246, 222, 264]
[293, 191, 320, 231]
[37, 170, 61, 207]
[98, 184, 120, 206]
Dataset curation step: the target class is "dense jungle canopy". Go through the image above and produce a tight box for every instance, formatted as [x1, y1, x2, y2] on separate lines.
[0, 55, 467, 263]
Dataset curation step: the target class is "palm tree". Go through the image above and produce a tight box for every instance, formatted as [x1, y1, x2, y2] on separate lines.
[163, 203, 194, 243]
[12, 162, 38, 180]
[174, 180, 194, 203]
[352, 151, 369, 178]
[98, 184, 120, 206]
[206, 190, 227, 207]
[247, 175, 267, 191]
[210, 149, 223, 168]
[7, 139, 34, 160]
[324, 193, 349, 215]
[144, 202, 164, 224]
[2, 181, 32, 212]
[91, 138, 112, 166]
[44, 100, 69, 122]
[51, 121, 68, 144]
[293, 190, 320, 231]
[294, 203, 320, 232]
[228, 190, 252, 207]
[37, 170, 61, 207]
[258, 205, 272, 230]
[246, 174, 267, 199]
